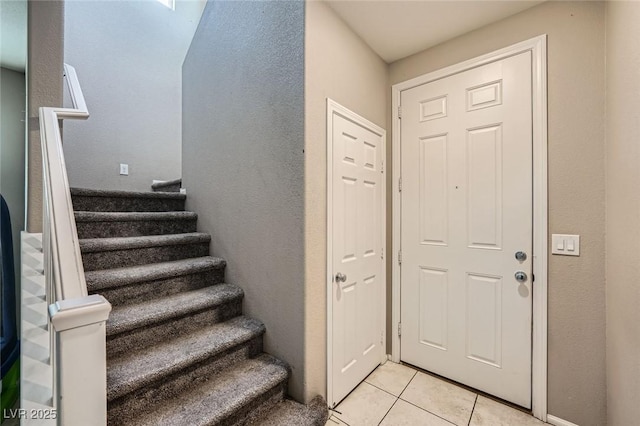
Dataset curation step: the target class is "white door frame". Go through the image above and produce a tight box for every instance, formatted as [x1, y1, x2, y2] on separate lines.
[326, 98, 387, 407]
[391, 35, 548, 421]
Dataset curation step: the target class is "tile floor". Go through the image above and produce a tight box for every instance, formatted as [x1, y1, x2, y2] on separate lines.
[326, 361, 549, 426]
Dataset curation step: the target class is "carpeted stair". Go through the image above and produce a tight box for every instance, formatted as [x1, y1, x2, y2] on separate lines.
[70, 187, 328, 426]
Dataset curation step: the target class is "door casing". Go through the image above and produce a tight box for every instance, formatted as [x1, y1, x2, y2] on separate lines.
[326, 98, 387, 407]
[391, 35, 548, 421]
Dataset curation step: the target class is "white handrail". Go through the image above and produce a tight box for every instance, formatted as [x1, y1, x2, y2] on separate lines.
[41, 64, 111, 425]
[64, 64, 88, 114]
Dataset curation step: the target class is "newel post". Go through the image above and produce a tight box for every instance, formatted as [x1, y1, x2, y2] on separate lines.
[49, 295, 111, 425]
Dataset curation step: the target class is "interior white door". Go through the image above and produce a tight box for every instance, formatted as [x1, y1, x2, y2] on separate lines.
[400, 52, 533, 407]
[329, 103, 385, 407]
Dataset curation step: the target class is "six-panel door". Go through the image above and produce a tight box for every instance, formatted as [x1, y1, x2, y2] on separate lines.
[400, 52, 533, 408]
[331, 109, 385, 407]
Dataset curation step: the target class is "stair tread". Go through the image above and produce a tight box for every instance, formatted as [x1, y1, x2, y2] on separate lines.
[76, 186, 296, 424]
[71, 187, 186, 200]
[250, 396, 328, 426]
[107, 284, 243, 336]
[75, 211, 197, 222]
[108, 316, 265, 401]
[86, 256, 225, 291]
[124, 354, 288, 426]
[80, 232, 210, 252]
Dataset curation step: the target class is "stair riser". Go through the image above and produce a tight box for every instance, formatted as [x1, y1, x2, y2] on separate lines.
[227, 384, 287, 426]
[72, 196, 185, 212]
[107, 299, 243, 357]
[82, 243, 210, 271]
[76, 219, 197, 239]
[92, 269, 226, 307]
[107, 335, 263, 423]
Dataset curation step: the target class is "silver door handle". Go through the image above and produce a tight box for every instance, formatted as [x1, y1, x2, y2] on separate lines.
[335, 272, 347, 283]
[515, 251, 527, 261]
[514, 271, 527, 282]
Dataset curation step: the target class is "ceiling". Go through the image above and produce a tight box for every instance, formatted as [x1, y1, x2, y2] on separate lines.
[0, 0, 543, 72]
[326, 0, 544, 63]
[0, 0, 27, 72]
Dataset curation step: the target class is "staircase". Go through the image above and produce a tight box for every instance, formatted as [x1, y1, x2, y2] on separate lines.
[70, 187, 327, 425]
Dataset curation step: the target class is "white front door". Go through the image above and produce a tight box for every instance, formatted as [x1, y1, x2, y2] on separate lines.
[328, 100, 386, 407]
[400, 52, 533, 407]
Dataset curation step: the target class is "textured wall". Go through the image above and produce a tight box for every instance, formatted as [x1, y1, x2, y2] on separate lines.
[27, 0, 64, 233]
[304, 0, 389, 403]
[389, 2, 606, 425]
[63, 0, 204, 191]
[0, 67, 26, 319]
[605, 2, 640, 425]
[182, 0, 306, 401]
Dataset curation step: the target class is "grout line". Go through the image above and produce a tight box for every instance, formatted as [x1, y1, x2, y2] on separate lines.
[401, 361, 533, 417]
[334, 374, 374, 409]
[364, 381, 403, 399]
[377, 396, 399, 425]
[401, 361, 482, 394]
[330, 411, 351, 426]
[468, 395, 479, 426]
[397, 398, 457, 425]
[397, 368, 418, 397]
[394, 367, 458, 424]
[327, 414, 350, 426]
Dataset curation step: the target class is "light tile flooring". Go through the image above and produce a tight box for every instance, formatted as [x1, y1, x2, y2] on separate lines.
[327, 361, 549, 426]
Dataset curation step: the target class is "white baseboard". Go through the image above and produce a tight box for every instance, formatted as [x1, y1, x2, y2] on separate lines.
[547, 414, 579, 426]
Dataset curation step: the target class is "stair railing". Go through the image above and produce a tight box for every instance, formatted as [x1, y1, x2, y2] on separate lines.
[41, 63, 112, 425]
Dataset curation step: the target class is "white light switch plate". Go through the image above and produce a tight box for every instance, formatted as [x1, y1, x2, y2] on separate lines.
[552, 234, 580, 256]
[119, 163, 129, 176]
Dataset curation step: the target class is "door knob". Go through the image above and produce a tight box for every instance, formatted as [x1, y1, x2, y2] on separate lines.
[335, 272, 347, 283]
[514, 271, 527, 282]
[515, 251, 527, 261]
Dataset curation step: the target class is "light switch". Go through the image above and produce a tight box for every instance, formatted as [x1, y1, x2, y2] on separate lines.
[552, 234, 580, 256]
[119, 163, 129, 176]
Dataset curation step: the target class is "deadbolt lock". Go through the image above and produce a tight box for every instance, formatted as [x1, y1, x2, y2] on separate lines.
[515, 251, 527, 261]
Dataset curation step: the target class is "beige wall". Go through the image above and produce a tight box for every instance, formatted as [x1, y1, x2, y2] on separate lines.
[605, 2, 640, 425]
[26, 0, 65, 232]
[304, 0, 389, 404]
[389, 2, 606, 424]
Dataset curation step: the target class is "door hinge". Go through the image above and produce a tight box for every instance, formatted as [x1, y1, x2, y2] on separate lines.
[398, 106, 402, 119]
[532, 273, 535, 283]
[381, 247, 384, 260]
[398, 177, 402, 192]
[398, 250, 402, 265]
[398, 322, 402, 337]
